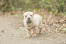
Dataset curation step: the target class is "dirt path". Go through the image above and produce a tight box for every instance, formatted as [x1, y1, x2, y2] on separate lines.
[0, 15, 66, 44]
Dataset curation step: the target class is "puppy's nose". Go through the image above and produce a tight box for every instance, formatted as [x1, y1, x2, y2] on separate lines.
[28, 18, 30, 20]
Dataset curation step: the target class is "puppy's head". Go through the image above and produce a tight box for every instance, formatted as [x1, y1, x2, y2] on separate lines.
[24, 11, 33, 23]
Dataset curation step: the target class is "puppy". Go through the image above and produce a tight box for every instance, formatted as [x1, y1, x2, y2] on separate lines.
[23, 11, 42, 37]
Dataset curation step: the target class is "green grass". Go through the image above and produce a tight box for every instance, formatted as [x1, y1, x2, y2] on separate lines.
[11, 14, 18, 16]
[21, 16, 24, 20]
[42, 16, 45, 19]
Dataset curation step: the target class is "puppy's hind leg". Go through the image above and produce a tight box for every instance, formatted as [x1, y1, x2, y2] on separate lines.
[38, 22, 43, 34]
[39, 27, 42, 34]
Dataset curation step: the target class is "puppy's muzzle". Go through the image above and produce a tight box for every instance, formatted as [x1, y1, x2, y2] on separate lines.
[27, 18, 32, 23]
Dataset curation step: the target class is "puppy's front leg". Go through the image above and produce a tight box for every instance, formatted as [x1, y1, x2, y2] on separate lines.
[27, 29, 31, 38]
[33, 28, 37, 37]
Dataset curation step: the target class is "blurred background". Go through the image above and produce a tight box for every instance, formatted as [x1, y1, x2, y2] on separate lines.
[0, 0, 66, 13]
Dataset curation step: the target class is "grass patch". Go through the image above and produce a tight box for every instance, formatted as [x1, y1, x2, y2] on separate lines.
[11, 14, 18, 16]
[42, 16, 45, 19]
[21, 16, 24, 20]
[61, 12, 66, 16]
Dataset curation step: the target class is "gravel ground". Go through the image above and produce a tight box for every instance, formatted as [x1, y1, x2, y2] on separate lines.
[0, 14, 66, 44]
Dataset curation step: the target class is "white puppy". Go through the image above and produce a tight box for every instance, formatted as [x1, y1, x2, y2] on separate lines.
[23, 11, 42, 37]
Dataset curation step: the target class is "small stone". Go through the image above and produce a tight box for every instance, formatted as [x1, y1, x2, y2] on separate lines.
[1, 30, 5, 33]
